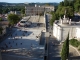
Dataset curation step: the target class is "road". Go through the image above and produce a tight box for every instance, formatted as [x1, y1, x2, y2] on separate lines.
[46, 14, 62, 60]
[48, 36, 62, 60]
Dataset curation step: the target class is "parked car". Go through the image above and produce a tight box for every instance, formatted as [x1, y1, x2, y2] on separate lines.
[18, 19, 31, 27]
[18, 19, 27, 27]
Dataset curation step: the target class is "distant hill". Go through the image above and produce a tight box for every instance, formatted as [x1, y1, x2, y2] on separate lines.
[29, 3, 59, 6]
[0, 2, 25, 6]
[0, 2, 59, 6]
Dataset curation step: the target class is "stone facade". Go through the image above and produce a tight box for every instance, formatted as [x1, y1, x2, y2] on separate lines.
[53, 15, 80, 42]
[25, 5, 54, 16]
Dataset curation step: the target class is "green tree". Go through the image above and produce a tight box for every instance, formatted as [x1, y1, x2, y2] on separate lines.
[3, 8, 9, 14]
[56, 6, 74, 18]
[69, 39, 80, 47]
[74, 0, 80, 12]
[0, 8, 2, 14]
[0, 27, 3, 35]
[59, 1, 64, 6]
[61, 33, 69, 60]
[8, 14, 20, 25]
[45, 3, 50, 6]
[55, 0, 74, 19]
[65, 6, 74, 18]
[66, 33, 69, 58]
[0, 18, 2, 21]
[21, 8, 25, 14]
[50, 12, 57, 26]
[64, 0, 69, 6]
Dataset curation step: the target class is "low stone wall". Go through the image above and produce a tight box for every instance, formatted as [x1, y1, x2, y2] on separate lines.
[39, 32, 43, 45]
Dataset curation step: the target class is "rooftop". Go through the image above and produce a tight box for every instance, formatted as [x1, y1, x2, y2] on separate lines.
[54, 15, 80, 28]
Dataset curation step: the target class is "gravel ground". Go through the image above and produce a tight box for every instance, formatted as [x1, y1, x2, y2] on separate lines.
[69, 46, 80, 57]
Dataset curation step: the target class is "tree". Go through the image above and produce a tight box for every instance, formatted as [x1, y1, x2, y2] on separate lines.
[61, 33, 69, 60]
[74, 0, 80, 12]
[64, 0, 69, 6]
[0, 27, 3, 35]
[50, 11, 59, 26]
[56, 6, 74, 18]
[45, 3, 50, 6]
[69, 38, 80, 47]
[65, 6, 74, 18]
[3, 8, 9, 14]
[0, 8, 2, 14]
[8, 14, 20, 25]
[50, 12, 57, 26]
[66, 33, 69, 58]
[0, 18, 2, 21]
[59, 1, 64, 6]
[55, 0, 74, 19]
[21, 8, 25, 14]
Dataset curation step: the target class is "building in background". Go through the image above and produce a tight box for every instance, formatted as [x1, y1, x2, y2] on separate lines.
[0, 21, 9, 37]
[53, 15, 80, 42]
[25, 5, 44, 16]
[8, 11, 21, 15]
[25, 4, 55, 16]
[42, 5, 55, 12]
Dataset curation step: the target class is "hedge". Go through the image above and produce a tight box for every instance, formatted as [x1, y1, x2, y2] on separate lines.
[69, 39, 80, 47]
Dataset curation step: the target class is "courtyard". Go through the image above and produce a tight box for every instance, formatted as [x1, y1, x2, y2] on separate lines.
[0, 16, 45, 60]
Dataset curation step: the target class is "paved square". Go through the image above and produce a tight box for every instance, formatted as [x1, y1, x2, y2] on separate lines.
[0, 16, 45, 60]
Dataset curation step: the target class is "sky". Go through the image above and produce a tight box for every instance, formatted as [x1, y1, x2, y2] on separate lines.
[0, 0, 63, 3]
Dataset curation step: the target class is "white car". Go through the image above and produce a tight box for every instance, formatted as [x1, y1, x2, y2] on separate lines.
[18, 19, 27, 27]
